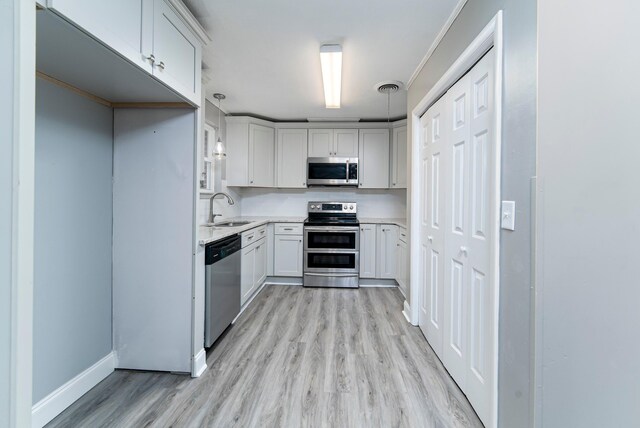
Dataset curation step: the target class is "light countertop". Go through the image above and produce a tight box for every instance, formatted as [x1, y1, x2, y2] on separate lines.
[199, 216, 407, 246]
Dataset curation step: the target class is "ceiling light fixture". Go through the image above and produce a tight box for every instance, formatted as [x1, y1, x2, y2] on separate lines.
[212, 93, 226, 158]
[320, 44, 342, 109]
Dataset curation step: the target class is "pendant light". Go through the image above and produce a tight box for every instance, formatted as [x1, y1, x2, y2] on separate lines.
[376, 82, 400, 127]
[212, 93, 226, 158]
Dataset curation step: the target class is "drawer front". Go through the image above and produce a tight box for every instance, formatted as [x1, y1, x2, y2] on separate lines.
[242, 225, 267, 247]
[275, 223, 303, 235]
[398, 227, 408, 243]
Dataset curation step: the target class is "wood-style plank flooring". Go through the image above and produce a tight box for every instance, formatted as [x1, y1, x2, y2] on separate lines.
[47, 286, 482, 427]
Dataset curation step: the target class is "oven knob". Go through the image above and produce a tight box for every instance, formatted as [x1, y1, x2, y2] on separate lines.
[349, 205, 354, 210]
[311, 205, 316, 210]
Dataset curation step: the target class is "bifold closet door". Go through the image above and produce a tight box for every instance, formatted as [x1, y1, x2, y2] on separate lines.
[418, 48, 496, 427]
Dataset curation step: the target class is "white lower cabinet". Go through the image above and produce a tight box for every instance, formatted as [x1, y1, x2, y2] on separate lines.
[396, 229, 408, 297]
[273, 234, 303, 277]
[376, 225, 398, 279]
[241, 235, 267, 305]
[359, 224, 377, 278]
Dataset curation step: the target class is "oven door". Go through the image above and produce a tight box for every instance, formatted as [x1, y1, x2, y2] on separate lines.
[307, 157, 358, 186]
[304, 250, 359, 274]
[304, 226, 359, 251]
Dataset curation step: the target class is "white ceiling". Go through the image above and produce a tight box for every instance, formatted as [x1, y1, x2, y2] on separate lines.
[184, 0, 460, 121]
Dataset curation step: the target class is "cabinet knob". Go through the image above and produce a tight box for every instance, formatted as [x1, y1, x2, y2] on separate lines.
[146, 54, 156, 64]
[158, 61, 166, 70]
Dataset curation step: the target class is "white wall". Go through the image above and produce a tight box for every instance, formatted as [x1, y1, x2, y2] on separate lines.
[239, 188, 406, 218]
[536, 1, 640, 426]
[33, 79, 114, 403]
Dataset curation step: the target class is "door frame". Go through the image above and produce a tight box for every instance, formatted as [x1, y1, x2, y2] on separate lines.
[408, 11, 503, 428]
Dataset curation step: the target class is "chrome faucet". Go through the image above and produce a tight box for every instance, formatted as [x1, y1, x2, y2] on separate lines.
[209, 192, 235, 224]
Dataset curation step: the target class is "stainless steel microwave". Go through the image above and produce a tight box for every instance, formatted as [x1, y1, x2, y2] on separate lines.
[307, 157, 358, 186]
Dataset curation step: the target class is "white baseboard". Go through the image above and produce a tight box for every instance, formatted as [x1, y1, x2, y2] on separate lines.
[192, 348, 207, 378]
[265, 276, 303, 286]
[402, 300, 414, 325]
[359, 279, 398, 287]
[32, 351, 115, 428]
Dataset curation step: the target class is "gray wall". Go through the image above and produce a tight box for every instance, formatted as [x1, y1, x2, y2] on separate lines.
[0, 0, 15, 423]
[537, 1, 640, 426]
[406, 0, 537, 426]
[33, 79, 113, 403]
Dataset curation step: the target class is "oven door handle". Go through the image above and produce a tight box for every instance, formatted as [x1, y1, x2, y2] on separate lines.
[304, 272, 358, 277]
[303, 226, 360, 232]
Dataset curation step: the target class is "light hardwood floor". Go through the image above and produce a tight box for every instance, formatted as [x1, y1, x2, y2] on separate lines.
[47, 286, 482, 428]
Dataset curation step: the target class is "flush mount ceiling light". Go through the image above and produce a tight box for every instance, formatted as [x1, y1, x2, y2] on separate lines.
[320, 44, 342, 109]
[212, 93, 226, 158]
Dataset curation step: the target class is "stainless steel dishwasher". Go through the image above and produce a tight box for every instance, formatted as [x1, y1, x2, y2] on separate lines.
[205, 234, 241, 348]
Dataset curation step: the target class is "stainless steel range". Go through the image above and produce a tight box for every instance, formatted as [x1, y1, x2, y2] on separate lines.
[303, 202, 359, 288]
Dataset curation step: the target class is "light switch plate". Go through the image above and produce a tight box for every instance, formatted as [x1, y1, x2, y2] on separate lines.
[501, 201, 516, 231]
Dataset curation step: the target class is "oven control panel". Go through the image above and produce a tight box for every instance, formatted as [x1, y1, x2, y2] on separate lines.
[308, 201, 357, 214]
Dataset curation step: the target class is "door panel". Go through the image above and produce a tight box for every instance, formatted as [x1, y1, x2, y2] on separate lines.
[358, 129, 390, 189]
[248, 124, 275, 187]
[277, 129, 307, 188]
[308, 129, 333, 157]
[334, 129, 359, 157]
[359, 224, 376, 278]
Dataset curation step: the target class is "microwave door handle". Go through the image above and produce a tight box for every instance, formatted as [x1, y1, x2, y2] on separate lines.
[345, 160, 349, 181]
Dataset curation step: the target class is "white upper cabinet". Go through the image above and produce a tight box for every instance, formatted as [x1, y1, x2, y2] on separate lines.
[46, 0, 202, 106]
[376, 225, 398, 279]
[308, 129, 358, 157]
[249, 124, 276, 187]
[227, 118, 276, 187]
[277, 129, 308, 188]
[47, 0, 154, 73]
[152, 0, 201, 105]
[391, 125, 407, 188]
[358, 129, 390, 188]
[333, 129, 359, 157]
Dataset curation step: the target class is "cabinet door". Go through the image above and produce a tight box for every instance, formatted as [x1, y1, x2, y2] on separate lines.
[152, 0, 201, 105]
[241, 244, 256, 305]
[359, 224, 377, 278]
[358, 129, 390, 188]
[396, 239, 408, 296]
[273, 235, 303, 277]
[391, 126, 407, 188]
[376, 225, 398, 279]
[333, 129, 359, 157]
[254, 239, 267, 288]
[277, 129, 308, 188]
[248, 124, 275, 187]
[308, 129, 333, 157]
[48, 0, 153, 73]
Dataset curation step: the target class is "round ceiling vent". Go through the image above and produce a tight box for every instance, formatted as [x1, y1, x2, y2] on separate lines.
[374, 80, 404, 94]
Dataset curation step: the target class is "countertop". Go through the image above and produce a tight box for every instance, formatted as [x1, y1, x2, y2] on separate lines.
[199, 216, 408, 246]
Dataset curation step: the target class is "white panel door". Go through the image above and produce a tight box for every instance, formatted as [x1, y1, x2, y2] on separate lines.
[248, 124, 275, 187]
[464, 49, 496, 425]
[358, 129, 390, 189]
[376, 225, 398, 279]
[308, 129, 333, 157]
[418, 95, 447, 358]
[333, 129, 359, 157]
[277, 129, 308, 188]
[359, 224, 377, 278]
[442, 71, 472, 388]
[273, 235, 303, 277]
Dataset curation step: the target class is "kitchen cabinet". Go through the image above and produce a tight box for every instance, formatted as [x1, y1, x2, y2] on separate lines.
[308, 129, 358, 157]
[391, 125, 407, 188]
[152, 0, 201, 105]
[274, 234, 303, 277]
[241, 235, 267, 305]
[277, 129, 308, 188]
[358, 129, 390, 189]
[359, 224, 377, 278]
[46, 0, 202, 106]
[376, 225, 398, 279]
[396, 228, 408, 297]
[227, 118, 276, 187]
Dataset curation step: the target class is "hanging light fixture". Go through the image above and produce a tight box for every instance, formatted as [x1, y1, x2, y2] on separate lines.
[376, 82, 400, 126]
[212, 93, 226, 158]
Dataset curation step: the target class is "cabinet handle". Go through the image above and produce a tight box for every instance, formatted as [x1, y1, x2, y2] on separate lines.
[146, 54, 156, 64]
[284, 228, 293, 231]
[158, 61, 166, 70]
